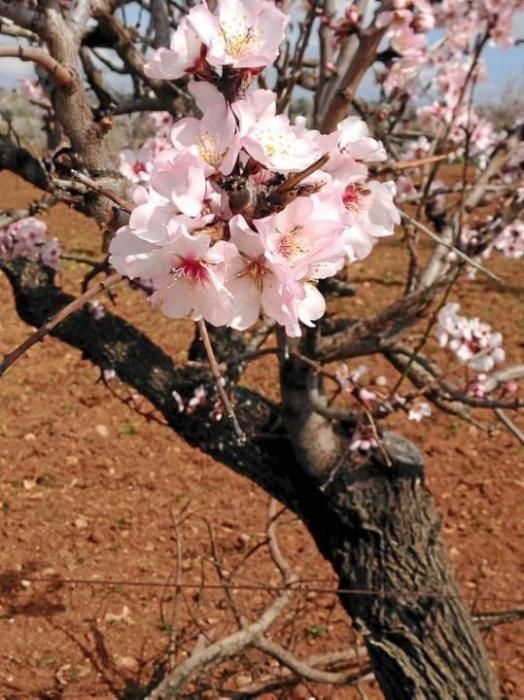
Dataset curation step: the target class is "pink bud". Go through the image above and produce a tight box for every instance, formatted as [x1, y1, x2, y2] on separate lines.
[345, 6, 359, 22]
[358, 388, 377, 403]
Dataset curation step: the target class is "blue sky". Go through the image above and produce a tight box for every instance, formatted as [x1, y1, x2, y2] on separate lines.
[0, 8, 522, 105]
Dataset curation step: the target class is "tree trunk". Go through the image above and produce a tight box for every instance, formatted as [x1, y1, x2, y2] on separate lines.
[280, 357, 499, 699]
[2, 260, 499, 699]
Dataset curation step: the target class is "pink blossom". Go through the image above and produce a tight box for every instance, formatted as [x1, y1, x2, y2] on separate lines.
[149, 230, 238, 326]
[87, 300, 106, 321]
[170, 98, 240, 175]
[492, 222, 524, 259]
[172, 390, 185, 412]
[376, 9, 413, 31]
[408, 402, 432, 422]
[381, 55, 425, 95]
[0, 217, 60, 268]
[435, 303, 506, 372]
[187, 385, 208, 413]
[374, 375, 389, 387]
[253, 196, 346, 281]
[391, 27, 427, 58]
[188, 0, 289, 69]
[19, 79, 49, 106]
[226, 208, 342, 336]
[339, 180, 400, 261]
[336, 116, 387, 162]
[349, 426, 378, 453]
[119, 147, 155, 184]
[144, 17, 203, 80]
[151, 151, 208, 217]
[358, 388, 377, 403]
[149, 111, 174, 138]
[241, 111, 334, 172]
[41, 238, 61, 270]
[396, 175, 417, 202]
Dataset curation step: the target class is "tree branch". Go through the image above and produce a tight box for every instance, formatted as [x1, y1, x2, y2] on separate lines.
[0, 43, 74, 87]
[0, 1, 38, 31]
[315, 279, 447, 362]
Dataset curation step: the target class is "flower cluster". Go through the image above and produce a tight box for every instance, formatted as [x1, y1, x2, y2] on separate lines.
[118, 113, 174, 186]
[110, 0, 399, 337]
[434, 303, 505, 372]
[492, 221, 524, 260]
[144, 0, 289, 79]
[0, 217, 61, 270]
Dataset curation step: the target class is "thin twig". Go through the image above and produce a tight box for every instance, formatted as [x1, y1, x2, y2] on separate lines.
[197, 320, 246, 444]
[0, 273, 123, 377]
[494, 409, 524, 445]
[401, 211, 502, 284]
[70, 170, 133, 213]
[0, 44, 74, 87]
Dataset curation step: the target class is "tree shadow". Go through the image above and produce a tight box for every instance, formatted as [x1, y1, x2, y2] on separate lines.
[0, 561, 66, 618]
[50, 618, 166, 699]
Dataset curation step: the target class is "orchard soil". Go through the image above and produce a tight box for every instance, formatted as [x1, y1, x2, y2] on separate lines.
[0, 172, 522, 699]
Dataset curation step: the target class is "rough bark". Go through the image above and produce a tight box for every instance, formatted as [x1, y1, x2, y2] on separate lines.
[1, 259, 499, 699]
[286, 432, 499, 699]
[279, 357, 499, 699]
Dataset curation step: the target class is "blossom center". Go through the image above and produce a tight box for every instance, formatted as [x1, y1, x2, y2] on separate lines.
[198, 131, 229, 167]
[220, 20, 259, 59]
[276, 227, 305, 259]
[173, 255, 209, 283]
[132, 161, 148, 175]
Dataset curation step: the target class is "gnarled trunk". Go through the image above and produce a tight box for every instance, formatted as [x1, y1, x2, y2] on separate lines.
[280, 357, 498, 699]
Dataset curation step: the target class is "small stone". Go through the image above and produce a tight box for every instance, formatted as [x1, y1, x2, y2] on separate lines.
[74, 516, 88, 529]
[95, 424, 110, 438]
[66, 455, 79, 466]
[23, 479, 36, 490]
[236, 673, 252, 687]
[87, 530, 102, 544]
[449, 546, 460, 560]
[24, 433, 36, 441]
[56, 663, 90, 685]
[114, 655, 139, 672]
[104, 605, 134, 625]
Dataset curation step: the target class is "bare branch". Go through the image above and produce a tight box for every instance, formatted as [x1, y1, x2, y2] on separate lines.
[71, 170, 133, 213]
[0, 134, 49, 190]
[482, 365, 524, 393]
[197, 320, 246, 444]
[145, 568, 293, 698]
[0, 195, 58, 228]
[0, 1, 38, 31]
[316, 279, 448, 362]
[474, 608, 524, 631]
[0, 272, 123, 377]
[68, 0, 95, 40]
[494, 409, 524, 445]
[402, 212, 502, 285]
[0, 43, 74, 87]
[150, 0, 171, 48]
[320, 23, 387, 133]
[255, 637, 372, 685]
[0, 17, 38, 41]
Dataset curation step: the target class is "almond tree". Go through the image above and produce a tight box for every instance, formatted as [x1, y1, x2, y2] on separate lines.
[1, 1, 523, 697]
